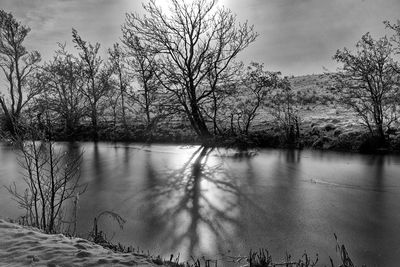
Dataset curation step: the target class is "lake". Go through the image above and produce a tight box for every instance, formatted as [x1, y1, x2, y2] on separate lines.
[1, 142, 400, 266]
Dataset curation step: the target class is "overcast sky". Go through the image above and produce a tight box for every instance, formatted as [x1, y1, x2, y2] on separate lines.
[1, 0, 399, 76]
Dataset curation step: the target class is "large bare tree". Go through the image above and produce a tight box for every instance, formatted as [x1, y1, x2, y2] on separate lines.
[122, 0, 257, 139]
[0, 10, 41, 134]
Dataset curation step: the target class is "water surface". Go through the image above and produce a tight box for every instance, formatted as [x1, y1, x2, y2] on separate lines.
[1, 142, 400, 266]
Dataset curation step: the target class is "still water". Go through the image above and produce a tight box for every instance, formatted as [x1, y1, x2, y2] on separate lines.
[1, 142, 400, 266]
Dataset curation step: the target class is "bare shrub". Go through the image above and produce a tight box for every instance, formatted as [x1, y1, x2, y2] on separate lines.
[5, 126, 85, 234]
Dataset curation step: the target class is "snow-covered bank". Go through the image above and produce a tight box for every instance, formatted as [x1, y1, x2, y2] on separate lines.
[0, 219, 158, 266]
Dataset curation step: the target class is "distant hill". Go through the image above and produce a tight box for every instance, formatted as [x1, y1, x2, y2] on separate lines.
[288, 73, 338, 106]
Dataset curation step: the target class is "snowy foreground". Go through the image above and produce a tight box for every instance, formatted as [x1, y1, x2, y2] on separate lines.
[0, 219, 159, 267]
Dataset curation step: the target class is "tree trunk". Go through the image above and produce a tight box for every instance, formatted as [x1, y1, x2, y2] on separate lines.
[91, 109, 98, 141]
[377, 122, 386, 144]
[189, 101, 210, 139]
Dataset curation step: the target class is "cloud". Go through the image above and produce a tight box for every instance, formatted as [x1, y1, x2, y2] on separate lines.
[230, 0, 400, 75]
[0, 0, 138, 60]
[1, 0, 399, 75]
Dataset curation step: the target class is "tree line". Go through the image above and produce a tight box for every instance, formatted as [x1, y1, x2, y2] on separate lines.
[1, 1, 400, 148]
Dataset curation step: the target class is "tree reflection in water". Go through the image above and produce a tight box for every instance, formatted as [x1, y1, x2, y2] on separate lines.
[142, 146, 252, 259]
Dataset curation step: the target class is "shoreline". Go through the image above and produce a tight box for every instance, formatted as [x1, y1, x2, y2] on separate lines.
[2, 131, 398, 155]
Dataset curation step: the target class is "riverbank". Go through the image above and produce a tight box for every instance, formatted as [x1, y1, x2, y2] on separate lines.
[38, 121, 400, 154]
[0, 219, 363, 267]
[0, 219, 160, 267]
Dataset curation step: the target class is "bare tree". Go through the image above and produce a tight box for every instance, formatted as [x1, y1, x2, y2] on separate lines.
[0, 10, 41, 134]
[72, 29, 111, 140]
[221, 62, 278, 136]
[36, 44, 85, 139]
[333, 33, 399, 143]
[122, 35, 171, 136]
[239, 63, 279, 135]
[108, 43, 130, 133]
[270, 77, 300, 144]
[122, 0, 257, 139]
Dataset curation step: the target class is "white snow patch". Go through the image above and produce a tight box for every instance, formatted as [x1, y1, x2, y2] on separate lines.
[0, 219, 159, 266]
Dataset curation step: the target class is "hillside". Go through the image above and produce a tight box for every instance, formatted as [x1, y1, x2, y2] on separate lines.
[284, 74, 369, 150]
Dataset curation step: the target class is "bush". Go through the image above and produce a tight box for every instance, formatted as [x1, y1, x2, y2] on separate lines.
[6, 125, 86, 234]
